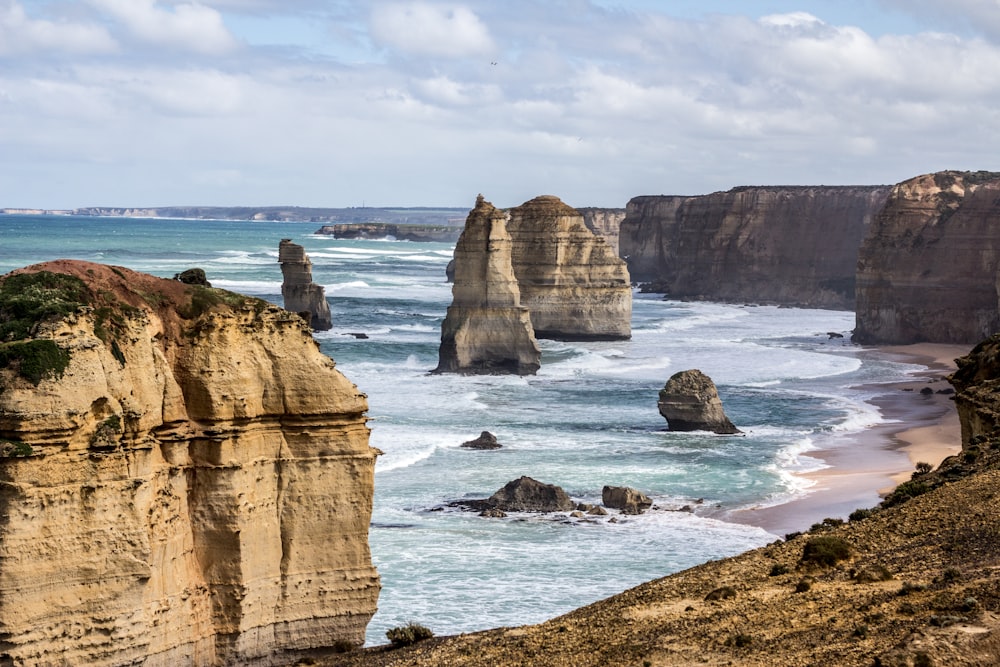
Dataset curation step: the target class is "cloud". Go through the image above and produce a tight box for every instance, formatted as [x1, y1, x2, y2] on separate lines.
[879, 0, 1000, 40]
[89, 0, 239, 55]
[0, 0, 116, 55]
[370, 2, 495, 57]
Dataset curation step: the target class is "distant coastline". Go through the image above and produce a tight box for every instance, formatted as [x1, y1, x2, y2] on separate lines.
[0, 205, 469, 225]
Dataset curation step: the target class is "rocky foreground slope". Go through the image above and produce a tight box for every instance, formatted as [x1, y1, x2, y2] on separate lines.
[620, 186, 890, 309]
[0, 262, 380, 666]
[327, 341, 1000, 666]
[855, 171, 1000, 344]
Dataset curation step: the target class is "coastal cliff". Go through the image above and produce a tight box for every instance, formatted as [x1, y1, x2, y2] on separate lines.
[855, 171, 1000, 344]
[579, 208, 626, 256]
[434, 196, 541, 375]
[508, 196, 632, 340]
[620, 186, 890, 309]
[0, 262, 380, 666]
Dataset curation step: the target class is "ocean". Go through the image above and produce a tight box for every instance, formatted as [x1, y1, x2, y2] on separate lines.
[0, 215, 926, 645]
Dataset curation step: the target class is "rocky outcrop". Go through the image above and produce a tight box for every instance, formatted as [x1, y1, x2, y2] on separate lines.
[601, 486, 652, 515]
[579, 208, 626, 256]
[484, 476, 574, 513]
[318, 223, 463, 243]
[461, 431, 501, 450]
[174, 267, 211, 287]
[507, 196, 631, 340]
[434, 196, 541, 375]
[658, 369, 741, 434]
[620, 186, 890, 309]
[948, 334, 1000, 446]
[0, 261, 380, 666]
[278, 239, 333, 331]
[855, 171, 1000, 344]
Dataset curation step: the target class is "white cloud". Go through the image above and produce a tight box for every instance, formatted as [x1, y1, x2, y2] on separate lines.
[0, 0, 116, 55]
[89, 0, 238, 54]
[370, 2, 495, 58]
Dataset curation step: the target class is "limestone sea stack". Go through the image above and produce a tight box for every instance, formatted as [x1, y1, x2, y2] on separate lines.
[278, 238, 333, 330]
[434, 195, 541, 375]
[507, 196, 632, 340]
[0, 261, 380, 665]
[855, 170, 1000, 344]
[658, 369, 741, 434]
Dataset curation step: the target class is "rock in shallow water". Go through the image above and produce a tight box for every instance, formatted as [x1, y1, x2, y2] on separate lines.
[658, 369, 741, 434]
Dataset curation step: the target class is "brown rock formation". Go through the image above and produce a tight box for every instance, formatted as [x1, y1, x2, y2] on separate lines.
[855, 171, 1000, 344]
[620, 186, 890, 309]
[279, 239, 333, 331]
[484, 476, 574, 513]
[0, 261, 379, 666]
[507, 196, 631, 341]
[434, 196, 541, 375]
[579, 207, 627, 256]
[658, 369, 741, 434]
[601, 486, 652, 515]
[948, 333, 1000, 445]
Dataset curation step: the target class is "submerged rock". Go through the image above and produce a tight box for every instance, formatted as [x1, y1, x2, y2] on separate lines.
[434, 195, 541, 375]
[602, 486, 653, 515]
[461, 430, 502, 449]
[658, 369, 741, 434]
[278, 238, 333, 331]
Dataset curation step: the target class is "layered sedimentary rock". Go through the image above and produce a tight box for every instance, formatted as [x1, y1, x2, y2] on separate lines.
[0, 261, 379, 666]
[579, 208, 626, 256]
[507, 196, 632, 340]
[485, 476, 574, 513]
[601, 486, 652, 515]
[620, 186, 890, 309]
[317, 223, 463, 243]
[948, 333, 1000, 446]
[434, 196, 541, 375]
[278, 239, 332, 331]
[855, 171, 1000, 344]
[658, 369, 740, 434]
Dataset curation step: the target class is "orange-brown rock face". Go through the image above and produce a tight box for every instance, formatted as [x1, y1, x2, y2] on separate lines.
[855, 171, 1000, 344]
[0, 262, 379, 666]
[620, 186, 890, 308]
[579, 207, 626, 256]
[507, 196, 632, 340]
[435, 196, 541, 374]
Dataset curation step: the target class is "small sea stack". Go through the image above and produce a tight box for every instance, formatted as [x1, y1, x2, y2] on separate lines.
[658, 369, 741, 434]
[278, 239, 332, 331]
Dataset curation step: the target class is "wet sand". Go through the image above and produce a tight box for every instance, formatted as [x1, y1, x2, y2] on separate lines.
[730, 343, 970, 537]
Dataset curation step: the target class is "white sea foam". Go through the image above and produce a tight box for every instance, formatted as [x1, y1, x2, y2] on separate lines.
[210, 279, 281, 294]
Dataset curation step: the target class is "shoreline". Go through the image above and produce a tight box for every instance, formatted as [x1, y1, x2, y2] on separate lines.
[728, 342, 969, 537]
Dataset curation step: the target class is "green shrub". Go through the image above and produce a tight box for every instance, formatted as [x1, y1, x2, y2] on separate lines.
[0, 438, 33, 457]
[769, 563, 790, 577]
[849, 508, 875, 522]
[882, 480, 931, 507]
[913, 461, 933, 476]
[794, 578, 813, 593]
[0, 271, 88, 342]
[800, 536, 852, 567]
[385, 623, 434, 647]
[0, 339, 70, 384]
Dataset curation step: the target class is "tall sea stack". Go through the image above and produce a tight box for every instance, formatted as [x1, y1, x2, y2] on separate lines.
[434, 195, 541, 375]
[279, 239, 333, 331]
[0, 261, 380, 665]
[507, 195, 632, 340]
[855, 170, 1000, 344]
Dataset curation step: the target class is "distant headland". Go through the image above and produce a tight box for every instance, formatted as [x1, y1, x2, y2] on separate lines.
[0, 205, 469, 224]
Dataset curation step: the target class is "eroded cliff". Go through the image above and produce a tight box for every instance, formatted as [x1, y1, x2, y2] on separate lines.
[435, 196, 541, 375]
[279, 239, 333, 331]
[855, 171, 1000, 344]
[0, 261, 380, 666]
[620, 186, 890, 309]
[508, 196, 631, 340]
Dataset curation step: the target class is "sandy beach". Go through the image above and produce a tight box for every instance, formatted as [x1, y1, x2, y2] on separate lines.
[730, 342, 970, 536]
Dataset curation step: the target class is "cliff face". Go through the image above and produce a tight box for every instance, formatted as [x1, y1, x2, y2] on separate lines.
[948, 333, 1000, 446]
[435, 196, 541, 375]
[578, 208, 626, 256]
[279, 239, 333, 331]
[620, 186, 890, 309]
[507, 196, 632, 340]
[855, 171, 1000, 344]
[0, 261, 379, 666]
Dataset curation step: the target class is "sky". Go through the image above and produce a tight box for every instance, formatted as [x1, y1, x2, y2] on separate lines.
[2, 0, 1000, 209]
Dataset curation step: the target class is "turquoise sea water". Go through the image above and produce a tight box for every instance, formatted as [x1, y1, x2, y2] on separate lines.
[0, 215, 926, 645]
